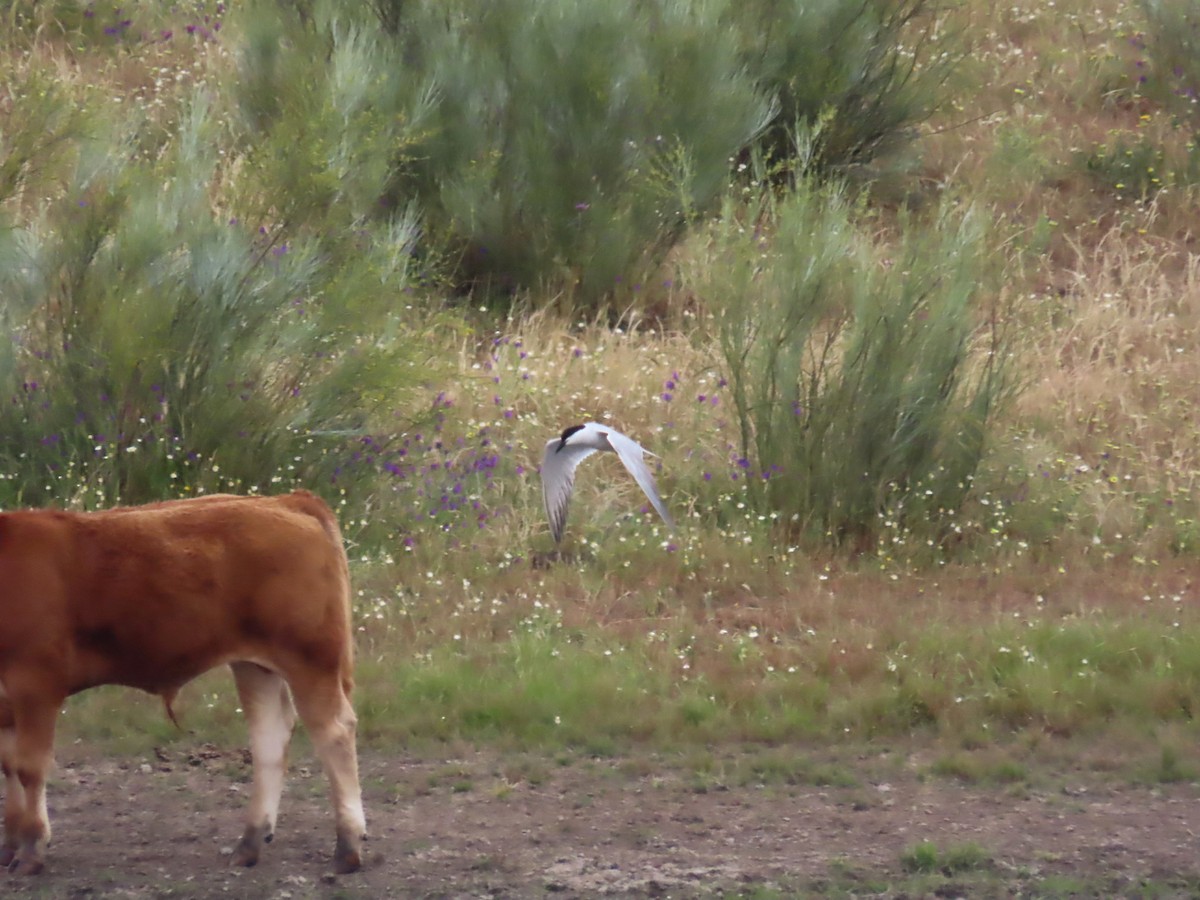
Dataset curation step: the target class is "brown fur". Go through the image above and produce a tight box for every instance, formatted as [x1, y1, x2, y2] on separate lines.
[0, 491, 365, 875]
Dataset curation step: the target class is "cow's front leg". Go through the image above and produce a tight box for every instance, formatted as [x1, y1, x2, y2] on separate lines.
[7, 696, 60, 875]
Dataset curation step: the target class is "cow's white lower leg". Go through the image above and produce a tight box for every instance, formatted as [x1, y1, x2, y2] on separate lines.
[294, 683, 365, 874]
[230, 662, 296, 867]
[317, 705, 365, 874]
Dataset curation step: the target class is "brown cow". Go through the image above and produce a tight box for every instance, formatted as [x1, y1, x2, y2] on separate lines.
[0, 491, 365, 875]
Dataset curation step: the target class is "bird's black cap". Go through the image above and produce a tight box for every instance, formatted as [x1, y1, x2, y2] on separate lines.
[557, 424, 585, 451]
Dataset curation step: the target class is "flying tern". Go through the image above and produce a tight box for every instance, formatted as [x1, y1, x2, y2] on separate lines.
[541, 422, 675, 544]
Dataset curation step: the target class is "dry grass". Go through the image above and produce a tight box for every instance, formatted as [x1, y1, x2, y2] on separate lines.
[889, 0, 1200, 563]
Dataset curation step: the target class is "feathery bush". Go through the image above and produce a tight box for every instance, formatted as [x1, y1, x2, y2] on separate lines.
[729, 0, 962, 176]
[0, 85, 427, 510]
[229, 0, 958, 311]
[687, 177, 1014, 548]
[386, 0, 775, 308]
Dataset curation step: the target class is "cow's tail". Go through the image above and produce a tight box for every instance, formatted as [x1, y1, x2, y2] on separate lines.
[161, 687, 183, 729]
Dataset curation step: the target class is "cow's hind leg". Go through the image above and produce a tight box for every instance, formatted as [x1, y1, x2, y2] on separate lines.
[6, 695, 60, 875]
[0, 688, 21, 868]
[229, 662, 296, 867]
[289, 673, 365, 874]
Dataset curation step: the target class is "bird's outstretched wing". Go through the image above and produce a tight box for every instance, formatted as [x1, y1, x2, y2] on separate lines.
[541, 438, 599, 543]
[603, 428, 676, 533]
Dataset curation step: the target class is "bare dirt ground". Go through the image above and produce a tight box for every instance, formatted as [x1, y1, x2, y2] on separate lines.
[5, 742, 1200, 898]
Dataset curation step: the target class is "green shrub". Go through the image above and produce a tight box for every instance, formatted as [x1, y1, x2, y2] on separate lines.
[229, 0, 959, 312]
[230, 0, 435, 242]
[0, 70, 89, 204]
[899, 840, 940, 874]
[686, 176, 1014, 548]
[387, 0, 773, 309]
[902, 840, 990, 875]
[0, 90, 427, 511]
[729, 0, 962, 176]
[232, 0, 776, 311]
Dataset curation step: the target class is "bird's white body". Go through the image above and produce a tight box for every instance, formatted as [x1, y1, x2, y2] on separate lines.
[541, 422, 674, 544]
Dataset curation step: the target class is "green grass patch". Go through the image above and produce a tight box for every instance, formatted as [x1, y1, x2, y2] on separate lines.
[354, 632, 753, 751]
[929, 750, 1029, 785]
[900, 839, 992, 875]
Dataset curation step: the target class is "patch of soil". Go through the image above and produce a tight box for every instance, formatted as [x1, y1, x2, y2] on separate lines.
[5, 744, 1200, 898]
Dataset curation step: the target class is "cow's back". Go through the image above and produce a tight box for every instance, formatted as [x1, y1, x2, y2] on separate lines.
[0, 491, 353, 699]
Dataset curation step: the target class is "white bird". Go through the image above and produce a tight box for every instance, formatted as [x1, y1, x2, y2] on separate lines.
[541, 422, 675, 544]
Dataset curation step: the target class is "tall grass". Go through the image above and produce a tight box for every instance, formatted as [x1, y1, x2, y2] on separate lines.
[685, 177, 1014, 547]
[729, 0, 962, 176]
[366, 0, 775, 308]
[229, 0, 957, 311]
[1138, 0, 1200, 132]
[0, 76, 428, 510]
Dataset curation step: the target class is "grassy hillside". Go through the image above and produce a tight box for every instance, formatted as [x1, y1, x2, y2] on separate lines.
[3, 0, 1200, 778]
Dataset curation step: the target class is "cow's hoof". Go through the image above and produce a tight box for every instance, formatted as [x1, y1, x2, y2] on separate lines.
[333, 832, 362, 874]
[0, 846, 14, 868]
[333, 850, 361, 874]
[8, 854, 44, 875]
[230, 821, 272, 868]
[229, 838, 260, 868]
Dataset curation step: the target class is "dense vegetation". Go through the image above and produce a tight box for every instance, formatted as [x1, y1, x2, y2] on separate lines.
[3, 0, 1200, 782]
